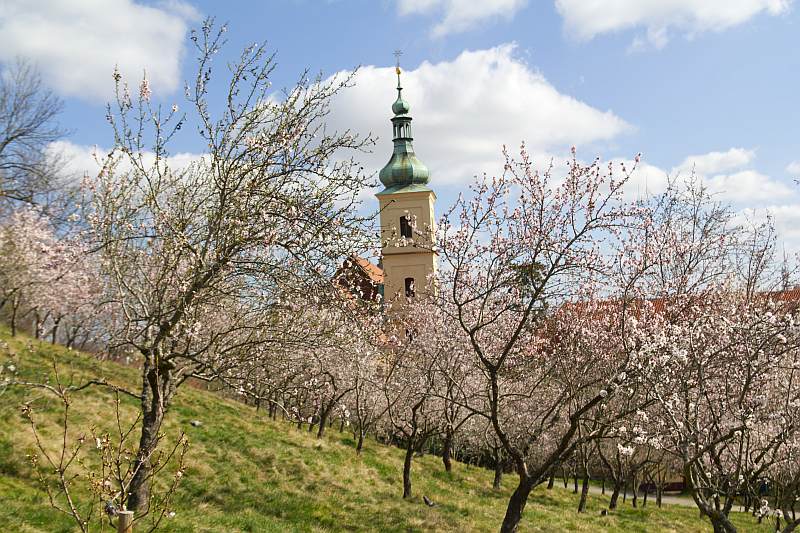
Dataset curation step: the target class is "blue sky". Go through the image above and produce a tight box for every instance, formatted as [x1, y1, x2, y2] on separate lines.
[1, 0, 798, 247]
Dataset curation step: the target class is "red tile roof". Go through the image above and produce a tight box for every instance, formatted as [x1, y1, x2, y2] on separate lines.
[351, 256, 384, 284]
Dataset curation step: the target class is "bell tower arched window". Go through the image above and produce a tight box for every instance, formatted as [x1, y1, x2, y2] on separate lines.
[404, 277, 415, 297]
[400, 216, 412, 238]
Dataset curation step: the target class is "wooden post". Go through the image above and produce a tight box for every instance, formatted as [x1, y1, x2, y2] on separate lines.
[117, 510, 134, 533]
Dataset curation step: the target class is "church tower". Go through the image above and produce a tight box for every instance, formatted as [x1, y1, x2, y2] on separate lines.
[377, 63, 437, 302]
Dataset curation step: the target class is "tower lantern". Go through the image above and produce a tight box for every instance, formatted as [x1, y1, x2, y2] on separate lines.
[376, 57, 437, 302]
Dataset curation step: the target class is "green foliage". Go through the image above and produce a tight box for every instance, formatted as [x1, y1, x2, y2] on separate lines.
[0, 327, 773, 532]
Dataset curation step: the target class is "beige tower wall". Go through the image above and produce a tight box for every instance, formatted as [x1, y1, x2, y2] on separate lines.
[377, 190, 437, 302]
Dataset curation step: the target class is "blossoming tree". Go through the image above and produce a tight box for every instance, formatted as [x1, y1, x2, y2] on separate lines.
[88, 19, 374, 512]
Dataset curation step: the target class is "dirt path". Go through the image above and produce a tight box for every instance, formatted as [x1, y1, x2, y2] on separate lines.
[585, 485, 699, 508]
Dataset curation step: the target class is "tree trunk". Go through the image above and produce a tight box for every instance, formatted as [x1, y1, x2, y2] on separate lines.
[51, 316, 61, 344]
[709, 516, 738, 533]
[601, 478, 605, 495]
[573, 472, 579, 494]
[10, 294, 19, 337]
[442, 431, 453, 472]
[578, 473, 590, 513]
[547, 470, 555, 490]
[356, 431, 365, 455]
[316, 406, 331, 439]
[609, 481, 622, 510]
[403, 439, 414, 499]
[632, 476, 638, 508]
[126, 360, 174, 513]
[493, 452, 503, 490]
[500, 477, 533, 533]
[656, 486, 662, 508]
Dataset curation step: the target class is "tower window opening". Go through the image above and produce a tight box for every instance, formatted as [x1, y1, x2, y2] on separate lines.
[405, 277, 415, 297]
[400, 216, 413, 238]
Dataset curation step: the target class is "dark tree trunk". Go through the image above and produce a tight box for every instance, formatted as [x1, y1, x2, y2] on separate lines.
[442, 431, 453, 472]
[573, 472, 579, 494]
[10, 294, 18, 337]
[642, 485, 648, 507]
[632, 476, 638, 508]
[127, 360, 174, 513]
[601, 478, 605, 495]
[578, 473, 590, 513]
[403, 439, 414, 499]
[356, 431, 365, 454]
[657, 486, 662, 508]
[316, 406, 331, 439]
[500, 477, 533, 533]
[609, 481, 622, 510]
[547, 470, 555, 490]
[709, 516, 738, 533]
[493, 450, 504, 489]
[51, 317, 61, 344]
[493, 461, 504, 490]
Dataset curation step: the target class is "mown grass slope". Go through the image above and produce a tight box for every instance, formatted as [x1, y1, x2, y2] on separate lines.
[0, 326, 771, 532]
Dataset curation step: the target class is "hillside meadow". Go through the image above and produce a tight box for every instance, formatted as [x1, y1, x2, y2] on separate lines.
[0, 327, 773, 532]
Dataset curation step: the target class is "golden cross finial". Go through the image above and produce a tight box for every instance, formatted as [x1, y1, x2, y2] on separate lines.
[394, 49, 403, 75]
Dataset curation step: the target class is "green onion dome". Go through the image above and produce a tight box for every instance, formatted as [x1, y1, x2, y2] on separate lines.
[378, 66, 431, 190]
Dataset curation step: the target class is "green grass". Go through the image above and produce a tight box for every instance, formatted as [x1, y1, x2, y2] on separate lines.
[0, 327, 773, 532]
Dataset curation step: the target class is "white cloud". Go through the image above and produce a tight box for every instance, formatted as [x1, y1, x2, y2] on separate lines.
[555, 0, 791, 48]
[617, 149, 800, 252]
[397, 0, 527, 37]
[0, 0, 200, 102]
[704, 170, 793, 203]
[668, 148, 792, 203]
[673, 147, 756, 176]
[617, 158, 671, 201]
[617, 147, 794, 207]
[742, 204, 800, 254]
[326, 45, 630, 187]
[47, 140, 204, 181]
[786, 161, 800, 175]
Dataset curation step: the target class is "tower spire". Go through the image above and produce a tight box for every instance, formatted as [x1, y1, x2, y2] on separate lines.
[379, 52, 430, 192]
[394, 49, 403, 99]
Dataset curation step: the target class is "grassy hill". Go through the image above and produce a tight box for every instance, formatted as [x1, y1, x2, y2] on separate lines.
[0, 327, 772, 532]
